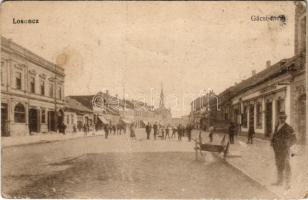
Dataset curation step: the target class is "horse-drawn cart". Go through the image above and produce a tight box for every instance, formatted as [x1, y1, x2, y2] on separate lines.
[193, 132, 229, 160]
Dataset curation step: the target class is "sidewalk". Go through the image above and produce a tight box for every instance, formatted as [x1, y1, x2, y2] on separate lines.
[194, 130, 308, 199]
[1, 130, 105, 148]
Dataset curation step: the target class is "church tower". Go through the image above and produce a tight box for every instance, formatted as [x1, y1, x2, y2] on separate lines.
[159, 83, 165, 109]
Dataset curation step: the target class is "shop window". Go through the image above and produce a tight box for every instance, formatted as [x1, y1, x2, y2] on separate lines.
[242, 106, 248, 128]
[41, 109, 46, 123]
[40, 79, 45, 95]
[16, 71, 22, 90]
[14, 103, 26, 123]
[256, 103, 262, 128]
[30, 77, 35, 93]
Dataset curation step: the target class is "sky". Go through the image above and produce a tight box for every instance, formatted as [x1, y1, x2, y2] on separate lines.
[1, 1, 296, 117]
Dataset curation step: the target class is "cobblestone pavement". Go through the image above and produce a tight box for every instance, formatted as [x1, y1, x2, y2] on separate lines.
[2, 129, 278, 198]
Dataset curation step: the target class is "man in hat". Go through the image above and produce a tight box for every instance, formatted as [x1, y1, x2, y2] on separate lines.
[271, 112, 296, 189]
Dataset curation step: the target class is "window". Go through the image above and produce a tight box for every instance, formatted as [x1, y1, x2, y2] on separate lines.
[40, 79, 45, 95]
[277, 99, 285, 113]
[16, 71, 22, 90]
[242, 106, 248, 128]
[256, 103, 262, 128]
[71, 114, 74, 124]
[14, 103, 26, 123]
[67, 115, 70, 124]
[41, 109, 46, 123]
[58, 87, 62, 100]
[30, 77, 35, 93]
[49, 82, 54, 97]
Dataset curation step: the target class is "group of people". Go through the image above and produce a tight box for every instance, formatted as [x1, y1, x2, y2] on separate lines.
[145, 122, 194, 141]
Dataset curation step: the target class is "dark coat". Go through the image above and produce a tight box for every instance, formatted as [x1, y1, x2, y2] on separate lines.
[271, 123, 296, 153]
[228, 123, 236, 135]
[145, 124, 152, 133]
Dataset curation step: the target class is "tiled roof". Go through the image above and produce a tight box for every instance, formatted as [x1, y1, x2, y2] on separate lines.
[218, 54, 304, 104]
[64, 97, 93, 113]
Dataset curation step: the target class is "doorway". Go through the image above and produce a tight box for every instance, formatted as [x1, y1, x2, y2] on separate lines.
[48, 111, 56, 131]
[29, 108, 40, 133]
[298, 95, 306, 144]
[265, 102, 273, 137]
[249, 105, 255, 130]
[1, 103, 9, 136]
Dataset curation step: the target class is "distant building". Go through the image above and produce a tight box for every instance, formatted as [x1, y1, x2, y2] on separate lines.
[64, 96, 94, 133]
[1, 37, 65, 136]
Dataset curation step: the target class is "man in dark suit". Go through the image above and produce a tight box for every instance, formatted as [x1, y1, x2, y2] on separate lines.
[271, 112, 296, 189]
[145, 122, 152, 140]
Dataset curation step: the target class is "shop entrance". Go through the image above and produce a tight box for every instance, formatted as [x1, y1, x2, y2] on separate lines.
[1, 103, 9, 136]
[249, 105, 255, 130]
[265, 102, 273, 137]
[48, 111, 56, 131]
[29, 108, 40, 133]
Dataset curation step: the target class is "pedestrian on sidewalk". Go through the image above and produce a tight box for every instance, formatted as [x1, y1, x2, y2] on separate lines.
[271, 112, 296, 190]
[228, 122, 236, 144]
[165, 124, 170, 140]
[186, 124, 192, 142]
[153, 122, 158, 140]
[172, 126, 177, 138]
[104, 124, 109, 139]
[247, 126, 255, 144]
[177, 124, 183, 141]
[208, 125, 215, 142]
[83, 123, 88, 136]
[145, 122, 152, 140]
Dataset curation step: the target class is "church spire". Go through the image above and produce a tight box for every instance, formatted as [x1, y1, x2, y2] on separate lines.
[159, 83, 165, 109]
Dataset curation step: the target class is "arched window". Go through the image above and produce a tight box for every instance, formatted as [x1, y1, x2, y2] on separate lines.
[14, 103, 26, 123]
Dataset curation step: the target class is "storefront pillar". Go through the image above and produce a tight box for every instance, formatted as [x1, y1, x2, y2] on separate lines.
[285, 85, 291, 124]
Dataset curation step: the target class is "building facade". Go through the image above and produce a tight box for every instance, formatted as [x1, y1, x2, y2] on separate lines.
[1, 37, 65, 136]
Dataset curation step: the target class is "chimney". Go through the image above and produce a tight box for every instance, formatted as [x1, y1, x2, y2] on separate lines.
[266, 60, 271, 68]
[252, 70, 256, 76]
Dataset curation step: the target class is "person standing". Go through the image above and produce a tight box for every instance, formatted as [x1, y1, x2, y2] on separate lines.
[165, 124, 170, 140]
[172, 126, 177, 138]
[228, 122, 236, 144]
[104, 124, 109, 139]
[247, 126, 255, 144]
[130, 122, 136, 140]
[271, 112, 296, 189]
[177, 124, 182, 141]
[186, 124, 192, 142]
[208, 125, 215, 142]
[153, 122, 158, 140]
[145, 122, 152, 140]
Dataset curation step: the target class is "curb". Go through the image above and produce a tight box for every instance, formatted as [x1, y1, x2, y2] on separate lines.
[211, 152, 284, 199]
[1, 134, 104, 149]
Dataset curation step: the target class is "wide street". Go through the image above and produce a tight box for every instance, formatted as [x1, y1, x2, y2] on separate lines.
[2, 129, 277, 199]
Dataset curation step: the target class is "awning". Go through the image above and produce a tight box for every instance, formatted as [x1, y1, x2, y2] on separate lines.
[98, 115, 109, 124]
[120, 118, 132, 124]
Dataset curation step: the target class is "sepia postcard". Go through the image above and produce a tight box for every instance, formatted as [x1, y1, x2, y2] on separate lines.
[0, 1, 307, 199]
